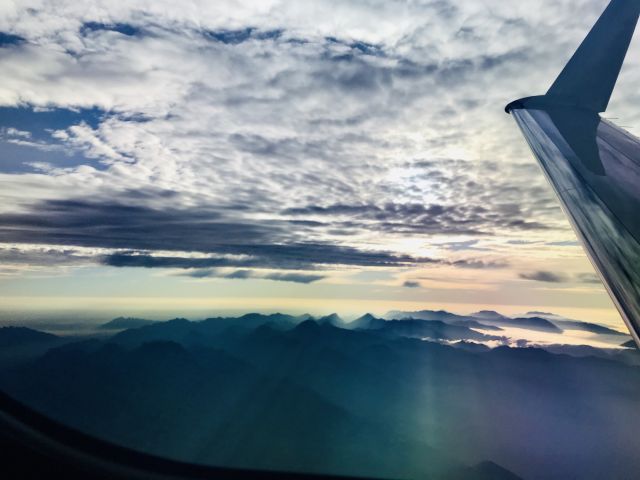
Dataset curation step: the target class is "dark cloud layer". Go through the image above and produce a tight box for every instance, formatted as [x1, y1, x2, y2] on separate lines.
[519, 271, 568, 283]
[283, 201, 551, 237]
[101, 246, 430, 270]
[576, 272, 602, 285]
[179, 268, 324, 284]
[0, 197, 513, 271]
[451, 259, 509, 269]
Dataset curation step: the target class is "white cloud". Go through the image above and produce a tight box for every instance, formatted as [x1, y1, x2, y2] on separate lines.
[0, 0, 628, 287]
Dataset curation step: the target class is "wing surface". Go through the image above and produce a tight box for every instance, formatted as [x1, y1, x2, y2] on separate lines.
[507, 0, 640, 344]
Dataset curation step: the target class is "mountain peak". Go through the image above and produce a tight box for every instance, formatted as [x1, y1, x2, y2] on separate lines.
[293, 319, 321, 332]
[318, 313, 344, 326]
[472, 310, 508, 320]
[348, 313, 385, 330]
[100, 317, 156, 330]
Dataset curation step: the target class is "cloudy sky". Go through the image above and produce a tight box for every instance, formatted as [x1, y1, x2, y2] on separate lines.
[0, 0, 638, 325]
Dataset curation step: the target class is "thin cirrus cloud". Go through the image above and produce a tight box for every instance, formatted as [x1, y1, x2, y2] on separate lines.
[0, 1, 631, 298]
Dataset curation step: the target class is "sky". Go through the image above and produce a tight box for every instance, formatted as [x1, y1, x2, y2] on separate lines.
[0, 0, 638, 327]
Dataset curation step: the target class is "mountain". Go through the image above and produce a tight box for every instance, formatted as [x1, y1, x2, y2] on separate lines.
[317, 313, 345, 327]
[539, 344, 640, 366]
[0, 326, 67, 369]
[519, 312, 626, 336]
[347, 313, 386, 330]
[553, 320, 626, 336]
[472, 310, 510, 321]
[346, 313, 501, 341]
[110, 313, 301, 349]
[0, 337, 471, 479]
[501, 316, 563, 333]
[386, 309, 473, 323]
[472, 314, 563, 333]
[99, 317, 157, 330]
[386, 309, 560, 333]
[3, 319, 640, 479]
[0, 326, 58, 347]
[374, 319, 504, 342]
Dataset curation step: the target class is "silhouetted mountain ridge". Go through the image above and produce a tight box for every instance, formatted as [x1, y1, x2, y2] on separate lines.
[387, 310, 562, 333]
[1, 318, 639, 479]
[0, 326, 58, 347]
[99, 317, 157, 330]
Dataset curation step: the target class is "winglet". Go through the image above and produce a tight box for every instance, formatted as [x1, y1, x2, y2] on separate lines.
[546, 0, 640, 113]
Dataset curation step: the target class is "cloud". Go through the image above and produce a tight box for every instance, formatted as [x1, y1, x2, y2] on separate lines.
[81, 22, 140, 37]
[101, 248, 430, 270]
[519, 271, 602, 284]
[283, 200, 552, 236]
[0, 197, 446, 270]
[0, 246, 92, 267]
[4, 127, 31, 138]
[440, 240, 488, 251]
[264, 272, 325, 284]
[178, 268, 325, 284]
[450, 259, 509, 269]
[403, 281, 421, 288]
[0, 0, 624, 288]
[576, 272, 601, 285]
[519, 271, 568, 283]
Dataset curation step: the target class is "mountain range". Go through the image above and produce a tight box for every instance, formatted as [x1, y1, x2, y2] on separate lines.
[0, 311, 638, 480]
[386, 309, 627, 335]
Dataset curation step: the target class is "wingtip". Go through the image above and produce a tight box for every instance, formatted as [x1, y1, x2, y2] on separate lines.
[546, 0, 640, 113]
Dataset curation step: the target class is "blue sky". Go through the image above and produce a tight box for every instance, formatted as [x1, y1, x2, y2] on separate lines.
[0, 0, 637, 327]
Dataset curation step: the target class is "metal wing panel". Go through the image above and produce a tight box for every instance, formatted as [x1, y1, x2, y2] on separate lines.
[512, 107, 640, 344]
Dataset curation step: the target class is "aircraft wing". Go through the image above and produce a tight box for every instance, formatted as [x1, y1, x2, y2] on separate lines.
[507, 0, 640, 345]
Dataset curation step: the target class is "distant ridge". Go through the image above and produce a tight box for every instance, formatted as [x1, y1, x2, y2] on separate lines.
[472, 310, 510, 321]
[100, 317, 157, 330]
[386, 309, 471, 323]
[386, 310, 561, 333]
[349, 313, 385, 330]
[521, 311, 626, 336]
[0, 326, 58, 347]
[318, 313, 345, 327]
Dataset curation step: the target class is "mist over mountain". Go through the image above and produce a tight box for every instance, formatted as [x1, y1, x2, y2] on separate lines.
[473, 310, 511, 321]
[554, 320, 623, 335]
[371, 318, 504, 342]
[386, 309, 473, 323]
[99, 317, 157, 330]
[317, 313, 346, 328]
[1, 310, 638, 480]
[347, 313, 386, 330]
[389, 309, 543, 330]
[386, 309, 629, 335]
